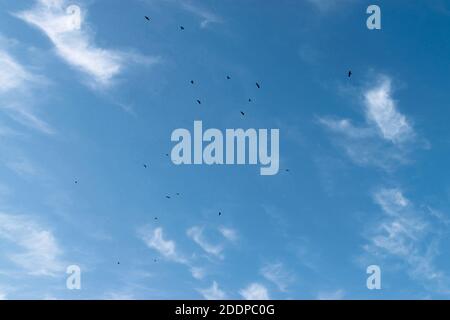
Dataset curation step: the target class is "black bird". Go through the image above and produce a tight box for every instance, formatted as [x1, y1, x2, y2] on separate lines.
[180, 26, 185, 30]
[285, 169, 290, 172]
[240, 111, 245, 116]
[154, 259, 158, 263]
[117, 261, 120, 265]
[190, 80, 194, 84]
[74, 180, 78, 184]
[145, 16, 150, 21]
[143, 164, 148, 169]
[219, 212, 222, 216]
[197, 99, 201, 105]
[248, 98, 252, 102]
[226, 76, 231, 80]
[166, 195, 171, 199]
[256, 82, 261, 89]
[154, 217, 158, 221]
[176, 193, 180, 196]
[348, 70, 352, 77]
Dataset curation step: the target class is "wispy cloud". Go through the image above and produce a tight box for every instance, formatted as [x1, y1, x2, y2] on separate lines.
[6, 157, 39, 178]
[218, 226, 238, 242]
[239, 283, 270, 300]
[260, 262, 295, 292]
[16, 0, 158, 87]
[363, 188, 449, 291]
[0, 212, 64, 276]
[319, 75, 419, 170]
[0, 50, 35, 93]
[180, 1, 223, 28]
[187, 226, 224, 259]
[364, 77, 413, 143]
[0, 48, 53, 134]
[317, 289, 345, 300]
[198, 281, 227, 300]
[139, 226, 186, 263]
[138, 226, 205, 279]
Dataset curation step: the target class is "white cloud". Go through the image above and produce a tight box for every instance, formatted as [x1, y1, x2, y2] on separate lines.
[0, 212, 64, 276]
[198, 281, 227, 300]
[139, 227, 185, 263]
[16, 0, 158, 87]
[0, 49, 53, 134]
[319, 75, 417, 170]
[260, 262, 295, 292]
[373, 188, 409, 216]
[190, 266, 205, 280]
[239, 283, 270, 300]
[318, 118, 373, 140]
[187, 226, 223, 259]
[364, 78, 413, 143]
[218, 226, 238, 242]
[138, 226, 205, 279]
[180, 2, 222, 28]
[6, 158, 39, 177]
[364, 188, 449, 289]
[317, 289, 345, 300]
[0, 51, 35, 93]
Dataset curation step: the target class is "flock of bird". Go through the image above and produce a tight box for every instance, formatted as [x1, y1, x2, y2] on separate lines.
[76, 16, 353, 265]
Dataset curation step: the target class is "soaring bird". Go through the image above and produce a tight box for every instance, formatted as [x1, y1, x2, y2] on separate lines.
[190, 80, 194, 84]
[143, 164, 148, 169]
[145, 16, 150, 21]
[180, 26, 185, 30]
[248, 98, 252, 102]
[226, 76, 231, 80]
[197, 99, 201, 105]
[348, 70, 352, 77]
[74, 180, 78, 184]
[166, 195, 171, 199]
[240, 111, 245, 116]
[256, 82, 261, 89]
[219, 212, 222, 216]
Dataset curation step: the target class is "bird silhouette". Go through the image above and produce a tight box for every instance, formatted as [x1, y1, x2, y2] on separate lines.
[248, 98, 252, 102]
[348, 70, 352, 77]
[145, 16, 150, 21]
[166, 195, 171, 199]
[226, 76, 231, 80]
[197, 99, 201, 105]
[219, 212, 222, 216]
[256, 82, 261, 89]
[180, 26, 185, 30]
[190, 80, 194, 84]
[176, 193, 180, 196]
[143, 164, 148, 169]
[240, 111, 245, 116]
[74, 180, 78, 184]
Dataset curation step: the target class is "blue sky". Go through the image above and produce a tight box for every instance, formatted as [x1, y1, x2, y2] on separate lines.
[0, 0, 450, 300]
